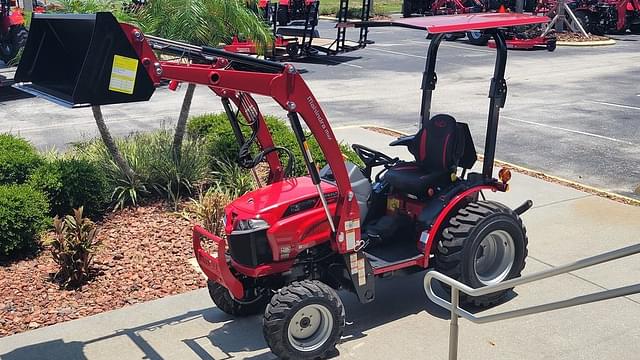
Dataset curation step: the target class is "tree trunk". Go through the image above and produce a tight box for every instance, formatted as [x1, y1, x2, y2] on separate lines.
[172, 83, 196, 161]
[91, 106, 136, 180]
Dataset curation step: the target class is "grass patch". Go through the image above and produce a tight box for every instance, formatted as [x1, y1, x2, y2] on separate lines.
[319, 0, 402, 16]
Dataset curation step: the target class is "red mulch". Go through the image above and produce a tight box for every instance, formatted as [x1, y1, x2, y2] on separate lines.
[0, 202, 206, 337]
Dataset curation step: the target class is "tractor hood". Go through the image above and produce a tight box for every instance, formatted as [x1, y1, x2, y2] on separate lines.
[227, 176, 338, 220]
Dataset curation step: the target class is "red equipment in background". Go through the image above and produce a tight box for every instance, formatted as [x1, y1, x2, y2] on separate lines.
[401, 0, 556, 50]
[572, 0, 640, 34]
[1, 0, 27, 62]
[275, 0, 318, 25]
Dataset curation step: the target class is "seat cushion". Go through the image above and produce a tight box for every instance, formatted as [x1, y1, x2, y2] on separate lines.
[385, 163, 453, 197]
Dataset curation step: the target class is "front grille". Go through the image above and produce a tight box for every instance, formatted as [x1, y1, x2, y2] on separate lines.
[228, 229, 273, 267]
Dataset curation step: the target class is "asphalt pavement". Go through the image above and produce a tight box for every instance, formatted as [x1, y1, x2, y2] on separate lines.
[0, 18, 638, 199]
[1, 126, 638, 360]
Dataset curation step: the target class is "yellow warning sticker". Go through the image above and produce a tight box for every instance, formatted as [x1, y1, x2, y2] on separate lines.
[387, 197, 400, 212]
[109, 55, 138, 94]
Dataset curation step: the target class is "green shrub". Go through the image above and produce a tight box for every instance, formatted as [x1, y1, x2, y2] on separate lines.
[29, 158, 110, 219]
[187, 113, 363, 177]
[0, 184, 50, 256]
[45, 207, 101, 288]
[0, 134, 43, 184]
[73, 128, 209, 209]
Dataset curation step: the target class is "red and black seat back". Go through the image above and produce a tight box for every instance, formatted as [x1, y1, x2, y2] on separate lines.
[407, 114, 476, 172]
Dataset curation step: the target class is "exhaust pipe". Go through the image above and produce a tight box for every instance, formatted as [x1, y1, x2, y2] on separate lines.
[13, 12, 157, 107]
[514, 200, 533, 215]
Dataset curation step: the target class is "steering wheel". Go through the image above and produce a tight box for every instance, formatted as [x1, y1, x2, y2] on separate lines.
[352, 144, 396, 180]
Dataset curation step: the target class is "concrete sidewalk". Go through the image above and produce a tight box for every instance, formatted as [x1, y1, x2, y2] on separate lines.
[1, 126, 639, 360]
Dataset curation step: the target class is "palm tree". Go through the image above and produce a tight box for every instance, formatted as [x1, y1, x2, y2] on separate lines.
[133, 0, 272, 161]
[54, 0, 272, 171]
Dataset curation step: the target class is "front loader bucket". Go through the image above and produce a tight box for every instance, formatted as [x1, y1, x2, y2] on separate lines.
[14, 12, 155, 108]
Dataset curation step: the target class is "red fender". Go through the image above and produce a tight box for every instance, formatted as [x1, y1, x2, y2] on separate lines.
[421, 184, 499, 267]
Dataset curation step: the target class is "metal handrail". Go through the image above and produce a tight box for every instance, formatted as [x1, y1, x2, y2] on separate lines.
[423, 243, 640, 360]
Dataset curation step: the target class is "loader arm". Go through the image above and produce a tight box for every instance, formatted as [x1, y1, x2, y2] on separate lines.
[13, 12, 361, 254]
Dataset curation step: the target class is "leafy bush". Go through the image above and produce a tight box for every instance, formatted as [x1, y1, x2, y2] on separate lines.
[187, 113, 363, 176]
[29, 158, 110, 219]
[0, 184, 50, 256]
[45, 207, 101, 288]
[73, 128, 209, 209]
[0, 134, 43, 184]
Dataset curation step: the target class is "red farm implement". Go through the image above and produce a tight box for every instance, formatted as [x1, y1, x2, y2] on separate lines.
[15, 11, 548, 359]
[571, 0, 640, 34]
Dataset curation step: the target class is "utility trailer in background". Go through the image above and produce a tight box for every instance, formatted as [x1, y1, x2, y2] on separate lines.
[226, 0, 371, 61]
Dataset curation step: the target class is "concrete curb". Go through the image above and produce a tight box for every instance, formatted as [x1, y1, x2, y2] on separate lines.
[358, 125, 640, 206]
[557, 39, 616, 46]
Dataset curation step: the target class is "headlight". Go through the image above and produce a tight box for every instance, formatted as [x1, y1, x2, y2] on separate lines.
[233, 218, 269, 232]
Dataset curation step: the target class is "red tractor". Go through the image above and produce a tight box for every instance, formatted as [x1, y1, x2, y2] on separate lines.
[572, 0, 640, 34]
[1, 0, 28, 63]
[15, 12, 548, 359]
[274, 0, 319, 25]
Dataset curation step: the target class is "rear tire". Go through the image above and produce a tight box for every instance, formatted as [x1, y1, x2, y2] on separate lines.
[435, 201, 528, 307]
[208, 280, 269, 316]
[0, 25, 28, 63]
[466, 30, 490, 46]
[263, 280, 344, 360]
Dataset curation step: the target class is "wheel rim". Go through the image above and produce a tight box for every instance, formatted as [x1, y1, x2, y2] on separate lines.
[287, 304, 334, 352]
[473, 229, 515, 286]
[469, 31, 482, 40]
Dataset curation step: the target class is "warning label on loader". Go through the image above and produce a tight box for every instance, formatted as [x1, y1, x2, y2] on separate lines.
[109, 55, 138, 94]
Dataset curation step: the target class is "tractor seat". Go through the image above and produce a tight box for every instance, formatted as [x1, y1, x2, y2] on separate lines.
[384, 114, 476, 197]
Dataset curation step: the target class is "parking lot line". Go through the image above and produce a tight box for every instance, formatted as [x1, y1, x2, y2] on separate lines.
[323, 58, 363, 69]
[501, 115, 635, 145]
[585, 100, 640, 111]
[364, 47, 426, 59]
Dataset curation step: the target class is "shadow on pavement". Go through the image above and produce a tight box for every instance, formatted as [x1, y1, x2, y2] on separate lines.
[0, 273, 518, 360]
[0, 309, 211, 360]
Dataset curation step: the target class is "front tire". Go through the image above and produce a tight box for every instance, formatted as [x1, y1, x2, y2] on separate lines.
[435, 201, 528, 307]
[263, 280, 345, 360]
[208, 280, 269, 316]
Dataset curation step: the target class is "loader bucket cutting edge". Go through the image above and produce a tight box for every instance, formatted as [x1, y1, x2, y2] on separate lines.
[14, 12, 155, 108]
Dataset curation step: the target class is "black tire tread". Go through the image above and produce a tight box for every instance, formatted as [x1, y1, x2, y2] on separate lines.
[208, 280, 268, 317]
[263, 280, 345, 360]
[436, 200, 528, 307]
